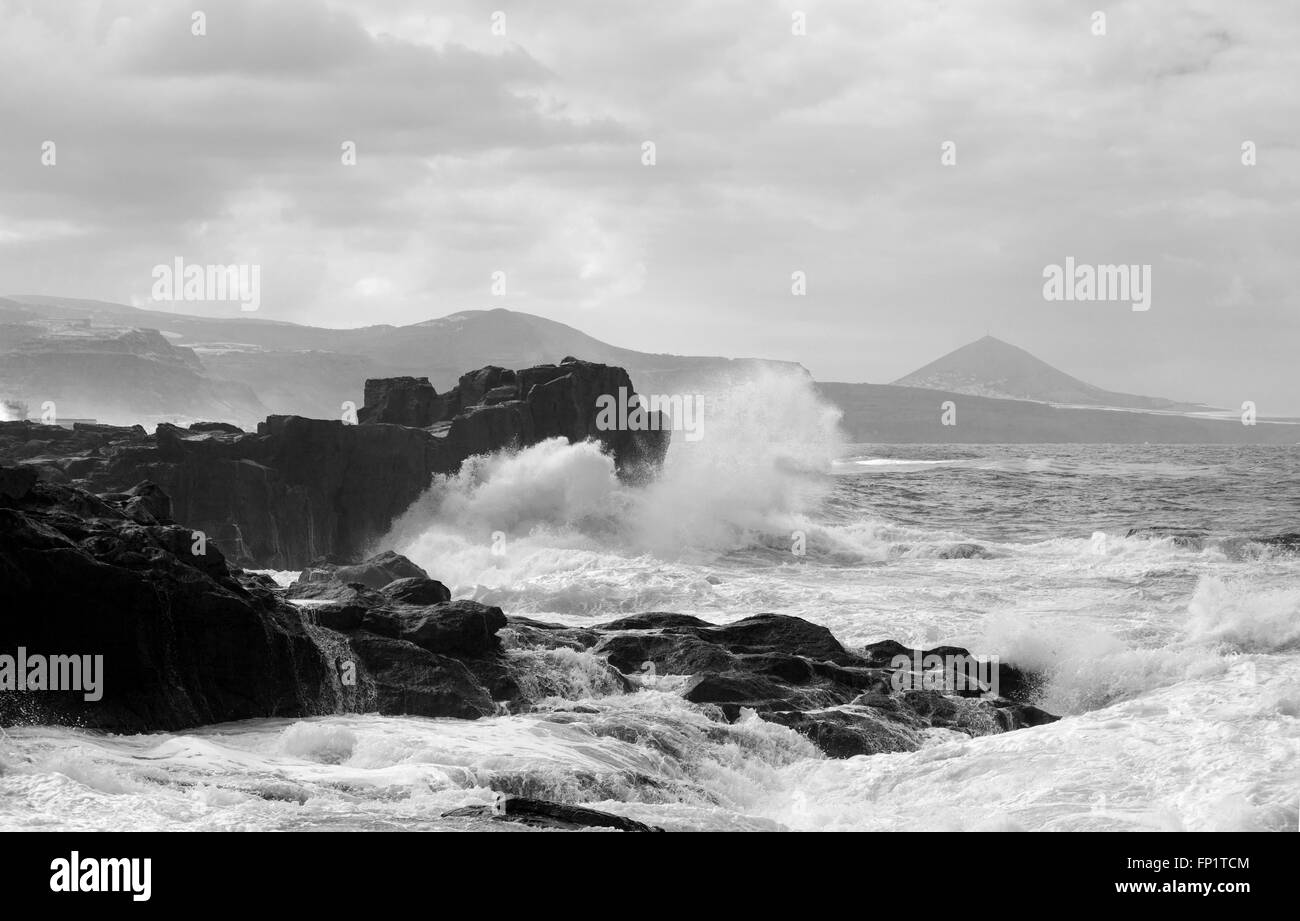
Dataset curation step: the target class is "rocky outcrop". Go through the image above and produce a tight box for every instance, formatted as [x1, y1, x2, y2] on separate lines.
[296, 550, 434, 590]
[442, 796, 664, 832]
[0, 471, 347, 730]
[357, 376, 437, 427]
[579, 612, 1057, 757]
[0, 473, 517, 728]
[1254, 532, 1300, 553]
[1, 472, 1056, 758]
[0, 358, 671, 569]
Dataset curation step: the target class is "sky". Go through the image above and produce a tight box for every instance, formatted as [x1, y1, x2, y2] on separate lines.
[1, 0, 1298, 412]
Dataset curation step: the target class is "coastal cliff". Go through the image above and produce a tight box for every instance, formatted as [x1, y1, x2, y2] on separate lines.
[0, 358, 668, 569]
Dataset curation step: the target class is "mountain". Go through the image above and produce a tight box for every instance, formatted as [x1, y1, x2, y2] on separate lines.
[4, 295, 1294, 443]
[892, 335, 1211, 412]
[0, 296, 803, 427]
[0, 297, 268, 424]
[819, 382, 1298, 445]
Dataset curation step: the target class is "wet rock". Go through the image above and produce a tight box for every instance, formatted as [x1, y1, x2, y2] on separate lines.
[121, 481, 173, 524]
[681, 672, 847, 715]
[583, 610, 1057, 758]
[442, 796, 664, 832]
[598, 612, 713, 631]
[0, 465, 37, 500]
[501, 616, 601, 652]
[397, 600, 508, 658]
[0, 359, 669, 570]
[1255, 532, 1300, 553]
[760, 708, 922, 758]
[308, 551, 429, 590]
[938, 542, 994, 559]
[347, 632, 495, 719]
[1125, 526, 1208, 549]
[594, 632, 737, 676]
[0, 471, 1059, 756]
[358, 376, 438, 427]
[693, 613, 857, 665]
[0, 477, 341, 731]
[380, 576, 452, 606]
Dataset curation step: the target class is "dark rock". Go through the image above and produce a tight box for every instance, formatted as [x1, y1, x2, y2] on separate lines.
[0, 465, 38, 501]
[291, 585, 381, 632]
[442, 796, 663, 832]
[457, 366, 516, 408]
[577, 610, 1058, 758]
[736, 652, 817, 684]
[938, 542, 994, 559]
[502, 616, 600, 652]
[286, 578, 374, 603]
[123, 481, 173, 523]
[1125, 526, 1207, 549]
[696, 613, 854, 665]
[399, 600, 508, 658]
[858, 639, 914, 668]
[0, 472, 1059, 757]
[760, 708, 922, 758]
[312, 551, 429, 590]
[994, 661, 1043, 702]
[380, 576, 452, 606]
[682, 672, 793, 707]
[0, 479, 344, 731]
[598, 612, 713, 631]
[595, 632, 736, 676]
[483, 384, 519, 405]
[0, 359, 670, 570]
[347, 632, 495, 719]
[680, 671, 849, 715]
[358, 377, 437, 427]
[1256, 532, 1300, 553]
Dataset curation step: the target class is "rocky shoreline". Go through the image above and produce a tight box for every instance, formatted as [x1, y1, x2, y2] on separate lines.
[1, 467, 1057, 753]
[2, 358, 1064, 831]
[0, 358, 668, 570]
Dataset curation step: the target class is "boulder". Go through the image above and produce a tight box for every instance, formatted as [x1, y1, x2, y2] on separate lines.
[696, 613, 854, 664]
[399, 600, 508, 658]
[442, 796, 663, 832]
[0, 465, 37, 500]
[0, 479, 343, 731]
[347, 632, 495, 719]
[598, 612, 713, 631]
[380, 576, 452, 606]
[308, 551, 429, 590]
[358, 377, 438, 427]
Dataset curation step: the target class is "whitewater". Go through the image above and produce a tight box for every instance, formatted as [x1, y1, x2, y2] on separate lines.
[2, 370, 1297, 832]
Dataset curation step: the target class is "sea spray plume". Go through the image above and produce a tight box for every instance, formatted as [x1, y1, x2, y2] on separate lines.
[634, 366, 846, 556]
[971, 573, 1300, 717]
[382, 368, 847, 592]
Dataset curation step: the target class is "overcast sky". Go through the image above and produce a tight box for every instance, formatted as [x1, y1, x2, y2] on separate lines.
[2, 0, 1297, 412]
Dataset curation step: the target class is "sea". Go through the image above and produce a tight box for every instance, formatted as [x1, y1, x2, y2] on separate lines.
[2, 371, 1297, 831]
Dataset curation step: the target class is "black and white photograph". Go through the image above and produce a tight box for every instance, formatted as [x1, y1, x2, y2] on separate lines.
[0, 0, 1294, 895]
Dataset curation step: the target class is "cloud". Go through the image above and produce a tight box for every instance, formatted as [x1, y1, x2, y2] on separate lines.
[0, 0, 1297, 411]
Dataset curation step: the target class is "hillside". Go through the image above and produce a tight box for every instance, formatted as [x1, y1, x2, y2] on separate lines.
[892, 335, 1212, 412]
[0, 296, 803, 426]
[820, 382, 1297, 444]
